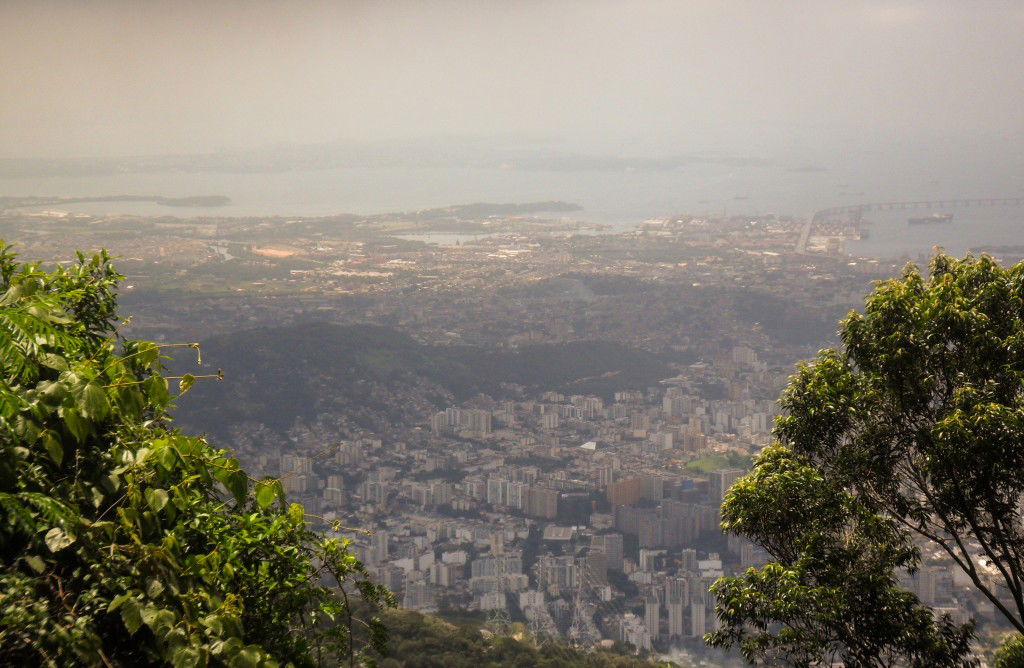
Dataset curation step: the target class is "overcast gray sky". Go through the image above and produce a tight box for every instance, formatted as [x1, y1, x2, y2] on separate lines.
[2, 0, 1022, 160]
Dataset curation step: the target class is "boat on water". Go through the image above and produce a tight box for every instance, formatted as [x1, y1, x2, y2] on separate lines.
[908, 213, 953, 225]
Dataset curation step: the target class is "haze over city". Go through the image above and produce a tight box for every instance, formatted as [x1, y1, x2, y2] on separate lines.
[3, 3, 1024, 667]
[3, 1, 1023, 162]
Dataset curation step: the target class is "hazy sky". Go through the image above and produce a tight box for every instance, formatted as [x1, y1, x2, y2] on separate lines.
[2, 1, 1022, 160]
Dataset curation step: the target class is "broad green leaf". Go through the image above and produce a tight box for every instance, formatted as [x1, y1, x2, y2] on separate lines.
[146, 488, 169, 512]
[256, 481, 277, 509]
[141, 602, 160, 627]
[121, 598, 143, 634]
[171, 646, 200, 668]
[39, 379, 67, 403]
[26, 304, 53, 320]
[116, 384, 145, 418]
[288, 503, 304, 524]
[0, 282, 24, 305]
[103, 471, 121, 493]
[24, 554, 45, 573]
[149, 610, 179, 643]
[80, 383, 110, 421]
[158, 444, 178, 471]
[44, 526, 75, 552]
[141, 605, 175, 635]
[223, 469, 248, 504]
[147, 578, 165, 599]
[202, 613, 224, 635]
[39, 353, 69, 372]
[62, 406, 89, 443]
[230, 646, 264, 668]
[144, 375, 170, 406]
[15, 415, 40, 443]
[107, 593, 131, 612]
[42, 431, 63, 465]
[178, 373, 196, 396]
[136, 341, 160, 367]
[211, 637, 243, 657]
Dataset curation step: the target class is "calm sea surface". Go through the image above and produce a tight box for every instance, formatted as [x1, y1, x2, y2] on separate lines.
[2, 160, 1021, 259]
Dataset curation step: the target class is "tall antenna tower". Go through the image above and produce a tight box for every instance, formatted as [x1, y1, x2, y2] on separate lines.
[566, 556, 597, 648]
[526, 557, 557, 645]
[485, 532, 511, 635]
[525, 603, 557, 645]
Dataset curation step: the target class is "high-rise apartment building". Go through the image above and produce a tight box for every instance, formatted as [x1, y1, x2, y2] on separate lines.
[709, 467, 745, 503]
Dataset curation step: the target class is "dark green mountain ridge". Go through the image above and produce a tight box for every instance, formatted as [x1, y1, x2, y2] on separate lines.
[172, 322, 693, 440]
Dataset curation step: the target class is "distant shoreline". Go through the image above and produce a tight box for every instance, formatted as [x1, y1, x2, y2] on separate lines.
[0, 194, 231, 209]
[969, 245, 1024, 255]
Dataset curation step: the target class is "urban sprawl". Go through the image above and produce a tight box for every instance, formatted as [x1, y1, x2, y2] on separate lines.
[2, 197, 1016, 663]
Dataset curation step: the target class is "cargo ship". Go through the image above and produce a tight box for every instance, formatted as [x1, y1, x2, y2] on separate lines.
[908, 213, 953, 225]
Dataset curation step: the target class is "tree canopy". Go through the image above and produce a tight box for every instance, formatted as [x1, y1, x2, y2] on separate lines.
[0, 244, 392, 666]
[709, 253, 1024, 666]
[374, 609, 667, 668]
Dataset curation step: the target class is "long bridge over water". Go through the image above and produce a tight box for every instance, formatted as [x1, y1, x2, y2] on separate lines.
[796, 197, 1024, 253]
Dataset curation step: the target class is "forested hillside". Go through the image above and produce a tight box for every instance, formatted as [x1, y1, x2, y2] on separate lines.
[173, 322, 694, 440]
[372, 609, 674, 668]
